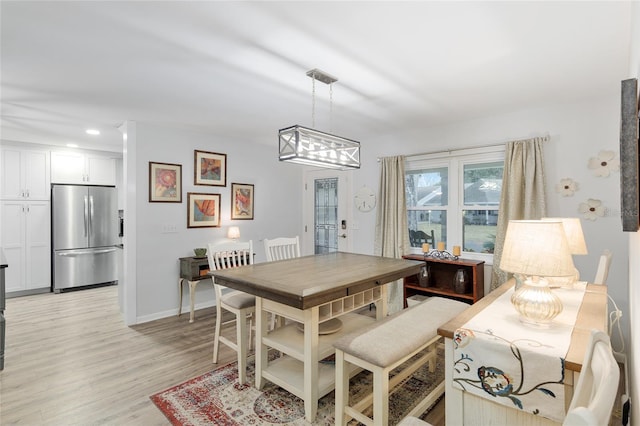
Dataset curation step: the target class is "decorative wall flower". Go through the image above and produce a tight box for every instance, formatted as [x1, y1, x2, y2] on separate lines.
[555, 178, 578, 197]
[588, 150, 620, 177]
[579, 198, 606, 221]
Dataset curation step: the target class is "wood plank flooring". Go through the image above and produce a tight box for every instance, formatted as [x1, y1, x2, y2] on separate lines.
[0, 285, 444, 425]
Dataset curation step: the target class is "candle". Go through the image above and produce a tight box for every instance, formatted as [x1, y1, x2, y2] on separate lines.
[422, 243, 430, 253]
[437, 241, 445, 251]
[453, 245, 461, 256]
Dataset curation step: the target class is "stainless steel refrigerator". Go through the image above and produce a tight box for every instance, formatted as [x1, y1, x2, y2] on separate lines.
[52, 184, 118, 292]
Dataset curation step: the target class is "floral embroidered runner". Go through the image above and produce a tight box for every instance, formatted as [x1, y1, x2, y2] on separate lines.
[452, 282, 587, 422]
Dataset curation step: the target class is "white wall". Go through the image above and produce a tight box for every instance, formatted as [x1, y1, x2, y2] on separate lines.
[353, 96, 630, 344]
[131, 123, 302, 322]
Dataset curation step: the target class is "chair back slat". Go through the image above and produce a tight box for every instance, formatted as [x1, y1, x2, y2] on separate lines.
[264, 236, 301, 261]
[207, 241, 254, 291]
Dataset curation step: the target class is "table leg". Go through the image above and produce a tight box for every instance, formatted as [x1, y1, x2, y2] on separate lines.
[255, 297, 268, 390]
[375, 283, 389, 319]
[188, 280, 197, 323]
[303, 307, 320, 422]
[444, 337, 463, 426]
[177, 278, 184, 317]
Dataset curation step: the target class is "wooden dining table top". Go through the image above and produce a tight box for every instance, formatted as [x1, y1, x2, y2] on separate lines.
[211, 251, 424, 310]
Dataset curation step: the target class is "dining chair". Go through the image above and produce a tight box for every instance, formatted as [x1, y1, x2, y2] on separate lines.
[207, 240, 255, 384]
[263, 235, 301, 261]
[593, 249, 612, 285]
[263, 236, 301, 329]
[563, 329, 620, 426]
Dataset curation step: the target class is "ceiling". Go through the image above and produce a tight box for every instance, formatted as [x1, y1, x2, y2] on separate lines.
[0, 1, 632, 153]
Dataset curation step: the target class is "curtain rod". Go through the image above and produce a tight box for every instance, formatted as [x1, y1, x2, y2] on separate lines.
[377, 134, 550, 162]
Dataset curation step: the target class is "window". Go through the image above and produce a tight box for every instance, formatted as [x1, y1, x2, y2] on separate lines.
[405, 147, 504, 260]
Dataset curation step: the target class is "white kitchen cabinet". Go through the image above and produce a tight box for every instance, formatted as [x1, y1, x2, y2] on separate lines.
[51, 151, 116, 185]
[0, 200, 50, 293]
[0, 146, 50, 200]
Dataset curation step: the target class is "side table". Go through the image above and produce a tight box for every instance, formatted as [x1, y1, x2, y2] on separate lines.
[178, 256, 211, 323]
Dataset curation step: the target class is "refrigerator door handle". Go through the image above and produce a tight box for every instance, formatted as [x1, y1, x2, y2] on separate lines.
[83, 195, 89, 237]
[89, 195, 94, 235]
[57, 248, 117, 256]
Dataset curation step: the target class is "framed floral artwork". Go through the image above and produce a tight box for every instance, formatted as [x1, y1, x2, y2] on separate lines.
[194, 150, 226, 186]
[149, 162, 182, 202]
[231, 183, 254, 220]
[187, 192, 221, 228]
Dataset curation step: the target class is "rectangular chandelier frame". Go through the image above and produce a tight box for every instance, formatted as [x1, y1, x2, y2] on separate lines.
[278, 125, 361, 169]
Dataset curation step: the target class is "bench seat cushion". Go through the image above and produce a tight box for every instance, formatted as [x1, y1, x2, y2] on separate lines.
[333, 297, 467, 368]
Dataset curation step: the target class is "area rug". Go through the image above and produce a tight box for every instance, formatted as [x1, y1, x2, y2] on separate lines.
[151, 350, 443, 426]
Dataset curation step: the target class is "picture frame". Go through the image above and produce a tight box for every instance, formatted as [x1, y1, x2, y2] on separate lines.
[187, 192, 221, 228]
[149, 162, 182, 203]
[619, 78, 640, 232]
[231, 183, 254, 220]
[194, 150, 226, 186]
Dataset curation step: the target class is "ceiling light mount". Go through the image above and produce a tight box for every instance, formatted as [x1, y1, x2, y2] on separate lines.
[278, 69, 360, 170]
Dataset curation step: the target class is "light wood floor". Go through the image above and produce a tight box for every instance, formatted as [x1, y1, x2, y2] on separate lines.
[0, 285, 444, 425]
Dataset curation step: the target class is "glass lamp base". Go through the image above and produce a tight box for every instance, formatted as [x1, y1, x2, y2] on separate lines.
[511, 277, 563, 327]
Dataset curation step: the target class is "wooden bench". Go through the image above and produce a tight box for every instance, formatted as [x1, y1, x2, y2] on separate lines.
[333, 297, 468, 426]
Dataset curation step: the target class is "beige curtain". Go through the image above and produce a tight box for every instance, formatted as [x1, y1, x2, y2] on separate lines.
[374, 156, 410, 314]
[491, 137, 548, 290]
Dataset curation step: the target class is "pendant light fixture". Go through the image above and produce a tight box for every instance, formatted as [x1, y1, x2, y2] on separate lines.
[278, 69, 360, 169]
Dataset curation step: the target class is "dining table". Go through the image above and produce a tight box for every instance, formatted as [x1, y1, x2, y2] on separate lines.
[211, 251, 424, 422]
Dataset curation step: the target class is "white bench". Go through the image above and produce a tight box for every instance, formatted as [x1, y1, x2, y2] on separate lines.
[333, 297, 468, 426]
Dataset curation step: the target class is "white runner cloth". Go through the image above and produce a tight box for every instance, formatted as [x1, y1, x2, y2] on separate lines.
[452, 282, 587, 422]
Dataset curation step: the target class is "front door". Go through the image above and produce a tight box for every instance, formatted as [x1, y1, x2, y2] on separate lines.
[302, 169, 351, 255]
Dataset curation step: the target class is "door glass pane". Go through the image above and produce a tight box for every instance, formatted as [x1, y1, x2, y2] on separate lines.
[314, 178, 338, 254]
[462, 210, 497, 253]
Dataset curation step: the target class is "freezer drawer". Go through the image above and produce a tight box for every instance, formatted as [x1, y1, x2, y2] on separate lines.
[53, 247, 117, 291]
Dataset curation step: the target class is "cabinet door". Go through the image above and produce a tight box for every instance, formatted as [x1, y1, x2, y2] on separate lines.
[25, 201, 50, 289]
[24, 150, 50, 200]
[0, 201, 26, 292]
[1, 148, 23, 199]
[51, 151, 85, 184]
[86, 156, 116, 185]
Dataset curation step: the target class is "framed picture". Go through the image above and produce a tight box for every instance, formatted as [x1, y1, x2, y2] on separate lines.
[194, 150, 226, 186]
[187, 192, 221, 228]
[231, 183, 254, 220]
[149, 162, 182, 203]
[619, 78, 640, 231]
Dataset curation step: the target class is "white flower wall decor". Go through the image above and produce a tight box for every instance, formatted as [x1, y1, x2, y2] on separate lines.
[579, 198, 606, 221]
[587, 150, 620, 177]
[556, 178, 579, 197]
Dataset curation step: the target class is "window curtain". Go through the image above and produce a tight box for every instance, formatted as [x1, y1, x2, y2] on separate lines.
[491, 137, 548, 290]
[374, 155, 410, 314]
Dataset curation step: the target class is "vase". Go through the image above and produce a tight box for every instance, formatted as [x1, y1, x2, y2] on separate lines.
[418, 265, 431, 287]
[453, 269, 469, 294]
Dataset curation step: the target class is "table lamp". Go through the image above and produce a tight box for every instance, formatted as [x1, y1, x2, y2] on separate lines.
[499, 220, 575, 327]
[541, 217, 588, 287]
[227, 226, 240, 240]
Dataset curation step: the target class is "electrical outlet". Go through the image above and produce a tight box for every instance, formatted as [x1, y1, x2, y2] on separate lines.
[161, 224, 178, 233]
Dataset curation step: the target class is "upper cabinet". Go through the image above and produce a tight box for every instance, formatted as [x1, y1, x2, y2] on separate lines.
[51, 151, 116, 186]
[0, 146, 51, 200]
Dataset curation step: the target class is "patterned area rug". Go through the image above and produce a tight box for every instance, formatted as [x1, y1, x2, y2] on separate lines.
[150, 350, 444, 426]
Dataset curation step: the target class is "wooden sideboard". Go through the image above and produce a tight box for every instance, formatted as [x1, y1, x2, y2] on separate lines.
[402, 254, 484, 306]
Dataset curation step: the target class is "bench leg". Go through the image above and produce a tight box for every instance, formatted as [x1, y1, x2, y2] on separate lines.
[335, 349, 349, 426]
[372, 366, 390, 426]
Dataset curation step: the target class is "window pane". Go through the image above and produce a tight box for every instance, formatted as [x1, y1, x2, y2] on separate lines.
[462, 210, 497, 253]
[463, 162, 503, 206]
[407, 210, 447, 248]
[405, 167, 448, 208]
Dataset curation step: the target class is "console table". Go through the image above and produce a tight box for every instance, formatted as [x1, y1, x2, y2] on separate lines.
[178, 256, 211, 323]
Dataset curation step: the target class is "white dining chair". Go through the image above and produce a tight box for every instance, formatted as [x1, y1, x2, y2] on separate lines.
[263, 235, 301, 261]
[593, 249, 612, 285]
[208, 240, 255, 384]
[563, 329, 620, 426]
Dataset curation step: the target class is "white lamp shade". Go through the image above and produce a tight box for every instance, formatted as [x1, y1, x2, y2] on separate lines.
[541, 217, 588, 255]
[227, 226, 240, 239]
[500, 220, 575, 277]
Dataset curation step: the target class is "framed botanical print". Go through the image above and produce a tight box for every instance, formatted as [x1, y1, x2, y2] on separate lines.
[194, 150, 226, 186]
[231, 183, 254, 220]
[187, 192, 221, 228]
[149, 162, 182, 202]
